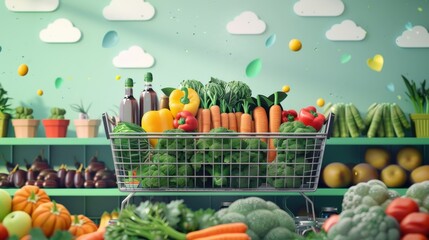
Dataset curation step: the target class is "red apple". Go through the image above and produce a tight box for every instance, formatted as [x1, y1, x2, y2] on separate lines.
[0, 224, 8, 240]
[2, 211, 32, 238]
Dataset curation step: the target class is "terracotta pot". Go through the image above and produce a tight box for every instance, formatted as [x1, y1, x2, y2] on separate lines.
[74, 119, 101, 138]
[42, 119, 70, 138]
[12, 119, 40, 138]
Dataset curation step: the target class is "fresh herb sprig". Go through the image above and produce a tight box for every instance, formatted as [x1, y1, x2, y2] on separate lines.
[402, 75, 429, 114]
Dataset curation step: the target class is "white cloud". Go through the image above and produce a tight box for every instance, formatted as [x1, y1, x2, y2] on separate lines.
[103, 0, 155, 21]
[113, 46, 155, 68]
[396, 26, 429, 48]
[5, 0, 58, 12]
[294, 0, 344, 16]
[226, 11, 266, 35]
[39, 18, 81, 43]
[326, 20, 366, 41]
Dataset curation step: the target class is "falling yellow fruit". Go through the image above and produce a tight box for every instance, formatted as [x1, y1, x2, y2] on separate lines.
[289, 39, 302, 52]
[282, 85, 290, 93]
[37, 89, 43, 96]
[115, 75, 121, 80]
[316, 98, 325, 107]
[18, 64, 29, 76]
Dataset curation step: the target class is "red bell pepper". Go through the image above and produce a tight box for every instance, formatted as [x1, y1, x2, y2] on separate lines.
[297, 106, 325, 131]
[173, 110, 198, 132]
[281, 109, 297, 123]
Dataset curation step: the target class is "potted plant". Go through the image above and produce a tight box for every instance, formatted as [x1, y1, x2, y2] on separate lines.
[402, 75, 429, 138]
[0, 84, 12, 137]
[42, 107, 70, 138]
[70, 100, 100, 138]
[11, 106, 39, 138]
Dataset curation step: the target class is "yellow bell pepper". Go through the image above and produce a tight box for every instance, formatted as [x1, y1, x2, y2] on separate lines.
[141, 108, 174, 146]
[169, 87, 200, 118]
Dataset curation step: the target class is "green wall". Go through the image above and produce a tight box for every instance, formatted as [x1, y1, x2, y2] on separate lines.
[1, 0, 428, 137]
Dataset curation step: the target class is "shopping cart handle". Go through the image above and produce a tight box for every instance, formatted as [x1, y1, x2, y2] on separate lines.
[325, 112, 335, 139]
[102, 112, 113, 139]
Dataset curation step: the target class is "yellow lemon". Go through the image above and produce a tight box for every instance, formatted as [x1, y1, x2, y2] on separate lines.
[115, 75, 121, 80]
[316, 98, 325, 107]
[282, 85, 290, 93]
[289, 39, 302, 51]
[18, 64, 29, 76]
[37, 89, 43, 96]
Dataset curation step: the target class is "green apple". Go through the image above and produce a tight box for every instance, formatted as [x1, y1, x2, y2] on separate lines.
[0, 189, 12, 222]
[2, 211, 32, 238]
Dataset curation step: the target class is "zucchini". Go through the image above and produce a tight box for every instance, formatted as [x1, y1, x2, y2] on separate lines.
[345, 104, 360, 138]
[349, 103, 366, 131]
[383, 104, 395, 137]
[392, 103, 411, 129]
[367, 104, 383, 138]
[390, 104, 405, 137]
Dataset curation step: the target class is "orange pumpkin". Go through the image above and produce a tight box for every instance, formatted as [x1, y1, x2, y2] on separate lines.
[12, 185, 50, 216]
[32, 200, 72, 237]
[68, 214, 98, 237]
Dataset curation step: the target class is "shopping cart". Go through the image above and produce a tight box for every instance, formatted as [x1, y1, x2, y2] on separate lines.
[102, 112, 334, 219]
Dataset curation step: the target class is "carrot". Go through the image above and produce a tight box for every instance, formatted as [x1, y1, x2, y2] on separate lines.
[197, 108, 204, 132]
[251, 120, 255, 132]
[240, 100, 252, 133]
[253, 96, 269, 142]
[235, 112, 243, 131]
[186, 222, 248, 240]
[193, 233, 250, 240]
[76, 227, 105, 240]
[228, 113, 237, 131]
[267, 92, 282, 162]
[210, 105, 221, 128]
[220, 99, 229, 129]
[202, 108, 212, 132]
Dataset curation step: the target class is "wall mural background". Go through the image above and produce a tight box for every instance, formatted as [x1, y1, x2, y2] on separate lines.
[1, 0, 428, 137]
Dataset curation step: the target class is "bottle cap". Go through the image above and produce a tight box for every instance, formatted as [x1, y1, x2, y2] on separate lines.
[125, 78, 134, 87]
[144, 72, 153, 83]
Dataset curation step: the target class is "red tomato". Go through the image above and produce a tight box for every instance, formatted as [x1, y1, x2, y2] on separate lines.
[400, 212, 429, 236]
[0, 223, 8, 240]
[401, 233, 429, 240]
[321, 214, 340, 232]
[385, 197, 420, 223]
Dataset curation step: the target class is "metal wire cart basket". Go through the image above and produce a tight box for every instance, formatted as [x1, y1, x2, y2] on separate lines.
[102, 113, 334, 215]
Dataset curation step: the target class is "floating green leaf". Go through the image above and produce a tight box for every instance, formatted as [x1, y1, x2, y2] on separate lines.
[246, 58, 262, 78]
[55, 77, 64, 89]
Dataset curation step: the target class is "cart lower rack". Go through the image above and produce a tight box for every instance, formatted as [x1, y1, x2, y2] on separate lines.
[103, 113, 334, 216]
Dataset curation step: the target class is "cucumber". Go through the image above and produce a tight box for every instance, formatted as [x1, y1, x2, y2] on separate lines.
[345, 104, 360, 138]
[392, 103, 411, 129]
[349, 103, 366, 131]
[364, 103, 379, 128]
[367, 104, 383, 138]
[338, 103, 349, 138]
[390, 104, 405, 137]
[377, 119, 385, 137]
[323, 102, 333, 117]
[383, 104, 395, 137]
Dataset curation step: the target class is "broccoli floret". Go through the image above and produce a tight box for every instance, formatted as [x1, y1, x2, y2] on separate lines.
[342, 180, 400, 211]
[207, 164, 231, 187]
[218, 197, 299, 240]
[327, 205, 400, 240]
[155, 129, 195, 161]
[405, 180, 429, 212]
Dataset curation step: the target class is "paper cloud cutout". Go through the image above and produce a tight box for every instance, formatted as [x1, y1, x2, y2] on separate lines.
[396, 26, 429, 48]
[113, 45, 155, 68]
[5, 0, 58, 12]
[326, 20, 366, 41]
[103, 0, 155, 21]
[294, 0, 344, 16]
[226, 11, 266, 35]
[39, 18, 81, 43]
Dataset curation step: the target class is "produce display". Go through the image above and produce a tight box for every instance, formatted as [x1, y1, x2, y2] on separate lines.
[0, 151, 117, 189]
[323, 102, 410, 138]
[321, 146, 429, 189]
